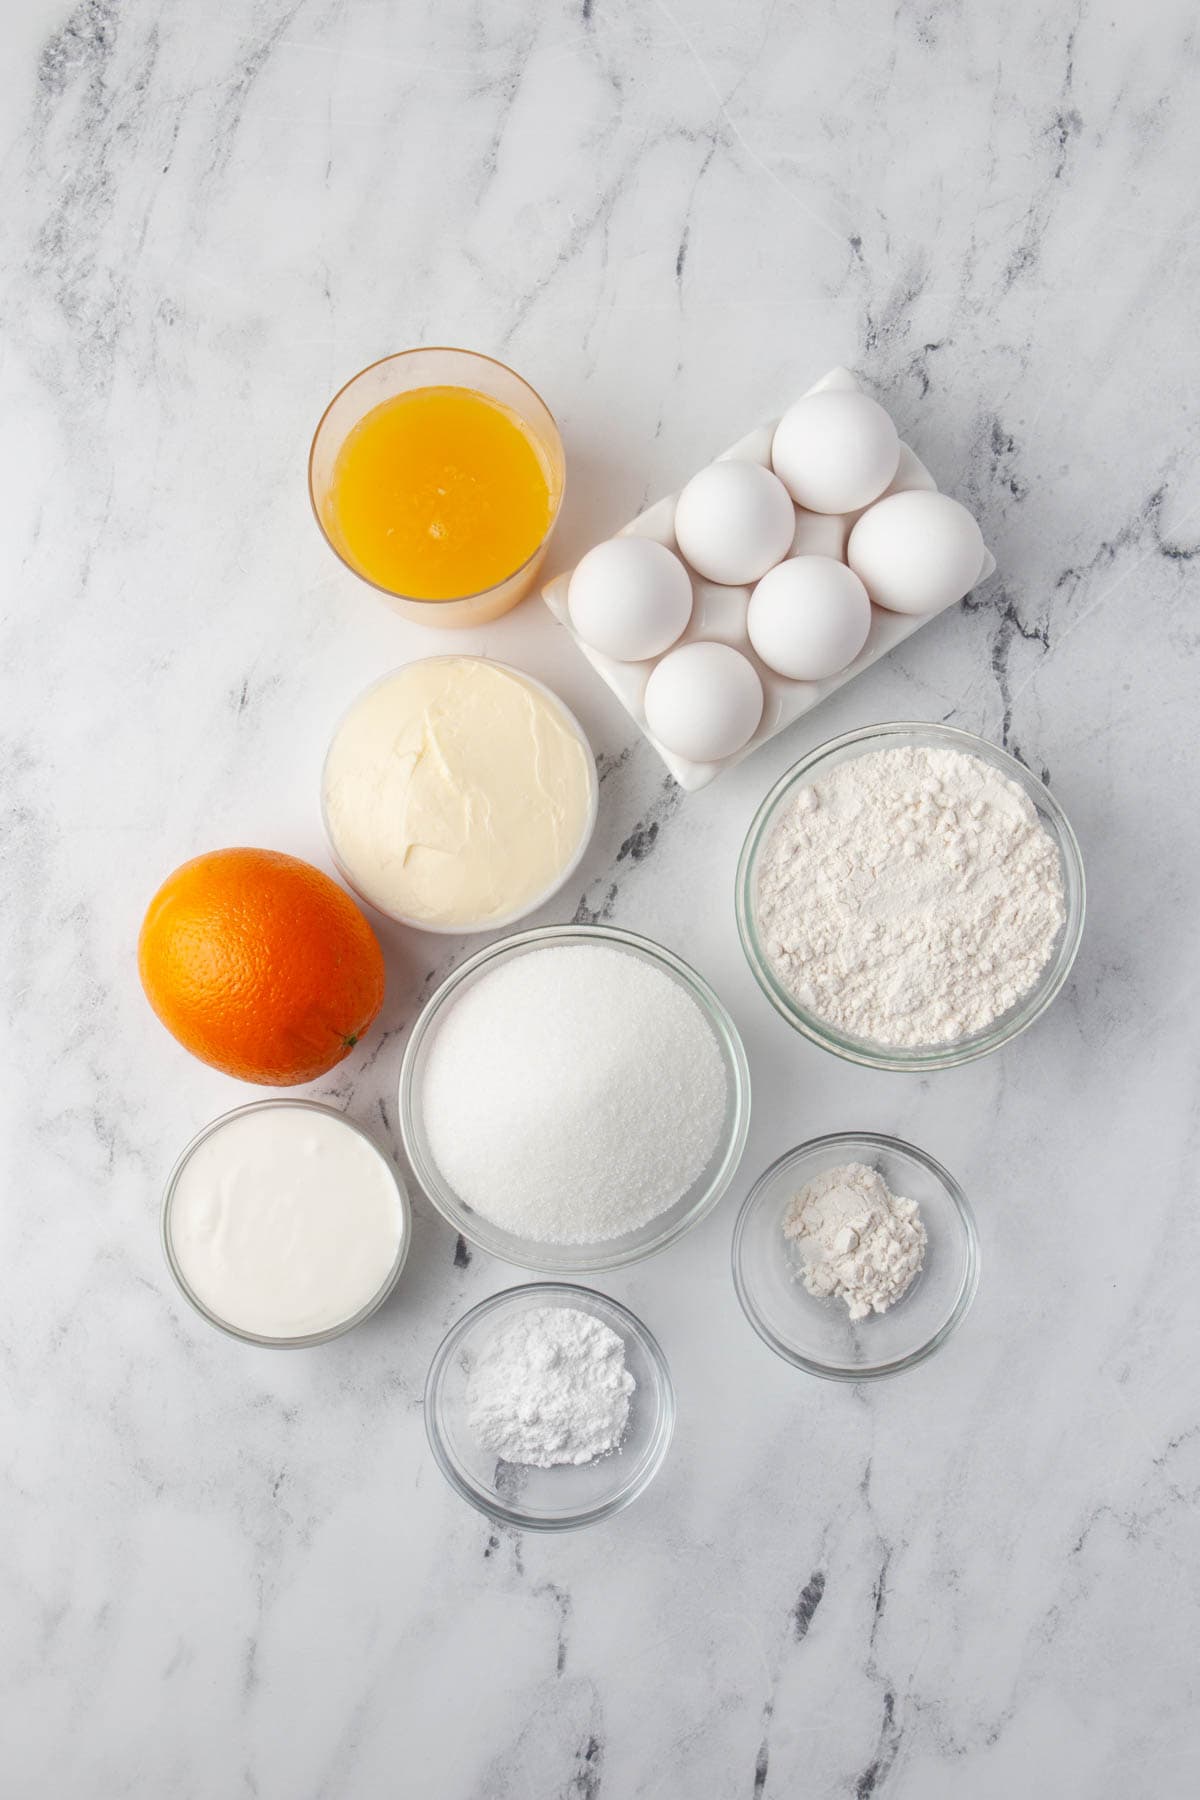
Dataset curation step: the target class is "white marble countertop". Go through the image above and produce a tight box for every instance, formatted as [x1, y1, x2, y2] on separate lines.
[4, 1, 1199, 1794]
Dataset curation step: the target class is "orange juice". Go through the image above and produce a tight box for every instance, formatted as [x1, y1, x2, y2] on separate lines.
[323, 385, 553, 601]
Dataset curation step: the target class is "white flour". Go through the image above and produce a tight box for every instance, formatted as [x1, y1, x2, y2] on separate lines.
[784, 1163, 926, 1320]
[466, 1307, 635, 1468]
[757, 745, 1066, 1047]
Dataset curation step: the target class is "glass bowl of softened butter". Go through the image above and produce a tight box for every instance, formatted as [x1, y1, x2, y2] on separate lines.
[321, 657, 599, 935]
[736, 721, 1085, 1071]
[425, 1282, 676, 1530]
[732, 1133, 979, 1380]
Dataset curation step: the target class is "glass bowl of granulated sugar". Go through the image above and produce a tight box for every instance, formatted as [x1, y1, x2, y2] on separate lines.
[399, 924, 751, 1272]
[732, 1133, 979, 1380]
[425, 1282, 676, 1529]
[736, 721, 1085, 1071]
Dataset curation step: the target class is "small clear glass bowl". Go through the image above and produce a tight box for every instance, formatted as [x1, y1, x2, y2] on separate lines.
[732, 1132, 979, 1380]
[425, 1282, 675, 1529]
[162, 1100, 411, 1348]
[320, 658, 599, 935]
[736, 721, 1085, 1071]
[399, 924, 752, 1273]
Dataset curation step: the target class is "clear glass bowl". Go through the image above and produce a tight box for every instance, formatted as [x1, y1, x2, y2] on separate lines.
[736, 720, 1086, 1070]
[308, 346, 565, 628]
[425, 1282, 675, 1529]
[399, 924, 752, 1273]
[162, 1100, 412, 1347]
[320, 657, 599, 934]
[732, 1133, 979, 1380]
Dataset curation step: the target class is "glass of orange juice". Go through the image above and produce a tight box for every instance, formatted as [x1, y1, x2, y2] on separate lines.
[309, 348, 565, 628]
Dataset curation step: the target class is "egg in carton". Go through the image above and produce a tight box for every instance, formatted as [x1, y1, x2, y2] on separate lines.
[542, 367, 996, 792]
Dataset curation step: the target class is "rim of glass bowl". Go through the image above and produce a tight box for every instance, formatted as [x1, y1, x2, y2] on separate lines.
[735, 720, 1086, 1071]
[320, 657, 600, 935]
[161, 1099, 412, 1348]
[398, 923, 753, 1273]
[423, 1281, 676, 1530]
[731, 1131, 980, 1381]
[307, 346, 566, 607]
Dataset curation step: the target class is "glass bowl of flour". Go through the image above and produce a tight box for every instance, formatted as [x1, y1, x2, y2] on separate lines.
[424, 1282, 676, 1528]
[736, 721, 1085, 1070]
[732, 1133, 979, 1379]
[399, 924, 751, 1272]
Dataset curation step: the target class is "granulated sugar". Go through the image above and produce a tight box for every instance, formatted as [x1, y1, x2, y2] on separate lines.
[420, 943, 728, 1243]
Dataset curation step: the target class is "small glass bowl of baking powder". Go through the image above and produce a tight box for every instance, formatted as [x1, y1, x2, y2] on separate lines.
[425, 1282, 676, 1529]
[736, 721, 1085, 1071]
[732, 1133, 979, 1380]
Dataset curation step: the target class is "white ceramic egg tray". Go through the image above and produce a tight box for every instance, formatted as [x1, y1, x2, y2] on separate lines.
[543, 367, 996, 791]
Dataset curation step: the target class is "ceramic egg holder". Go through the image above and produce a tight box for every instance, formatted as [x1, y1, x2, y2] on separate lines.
[543, 367, 996, 792]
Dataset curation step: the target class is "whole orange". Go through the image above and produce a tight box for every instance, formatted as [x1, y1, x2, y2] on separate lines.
[138, 848, 386, 1085]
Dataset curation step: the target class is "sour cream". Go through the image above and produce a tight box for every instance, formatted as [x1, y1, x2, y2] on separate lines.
[165, 1103, 408, 1342]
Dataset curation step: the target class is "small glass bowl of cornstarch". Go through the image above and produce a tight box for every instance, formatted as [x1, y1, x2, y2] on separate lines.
[400, 924, 751, 1272]
[736, 721, 1085, 1070]
[732, 1134, 979, 1380]
[424, 1283, 675, 1529]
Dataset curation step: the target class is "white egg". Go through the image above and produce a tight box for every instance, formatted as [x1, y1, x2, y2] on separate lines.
[747, 556, 872, 681]
[673, 460, 796, 586]
[567, 535, 693, 661]
[643, 641, 763, 763]
[771, 390, 900, 514]
[847, 490, 985, 615]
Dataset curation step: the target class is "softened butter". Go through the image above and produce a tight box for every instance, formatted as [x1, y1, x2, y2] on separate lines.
[322, 658, 596, 931]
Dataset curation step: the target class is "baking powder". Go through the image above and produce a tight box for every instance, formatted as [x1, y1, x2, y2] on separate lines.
[467, 1307, 635, 1468]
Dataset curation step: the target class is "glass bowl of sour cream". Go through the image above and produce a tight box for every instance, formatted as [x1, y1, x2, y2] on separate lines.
[162, 1100, 411, 1347]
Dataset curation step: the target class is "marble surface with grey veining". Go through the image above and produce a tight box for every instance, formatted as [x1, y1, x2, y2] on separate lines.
[2, 1, 1199, 1794]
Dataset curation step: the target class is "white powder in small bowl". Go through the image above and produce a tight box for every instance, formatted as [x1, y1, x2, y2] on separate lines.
[467, 1306, 635, 1468]
[783, 1162, 926, 1321]
[420, 943, 729, 1244]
